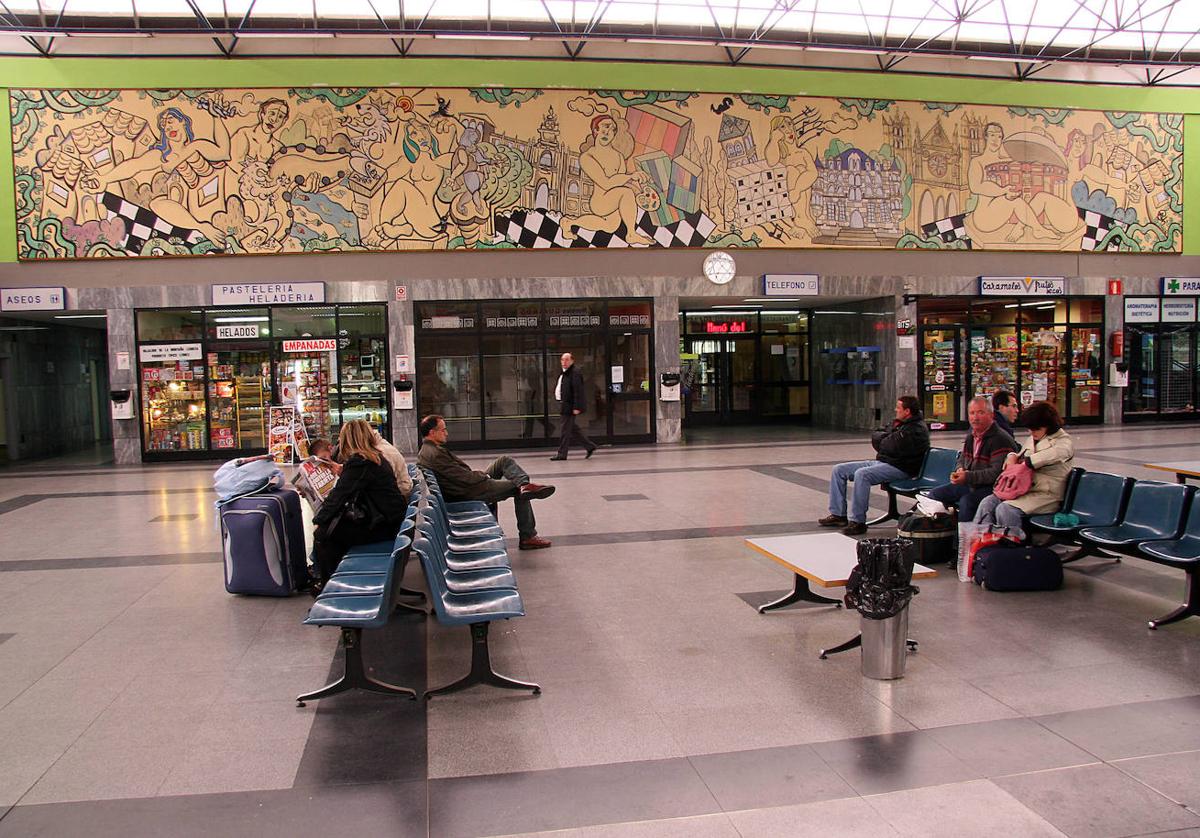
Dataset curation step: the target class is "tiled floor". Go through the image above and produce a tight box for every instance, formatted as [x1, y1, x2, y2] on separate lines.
[1, 425, 1199, 837]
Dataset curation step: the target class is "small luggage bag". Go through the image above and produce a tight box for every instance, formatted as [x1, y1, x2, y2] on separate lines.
[219, 487, 310, 596]
[897, 511, 957, 566]
[972, 544, 1063, 592]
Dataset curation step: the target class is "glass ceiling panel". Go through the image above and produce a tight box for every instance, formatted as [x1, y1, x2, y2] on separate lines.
[0, 0, 1192, 65]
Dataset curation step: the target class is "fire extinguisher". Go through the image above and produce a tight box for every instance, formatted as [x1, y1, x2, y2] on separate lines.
[1110, 330, 1124, 361]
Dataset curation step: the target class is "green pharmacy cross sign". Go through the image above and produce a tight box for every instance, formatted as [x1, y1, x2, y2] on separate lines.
[1162, 277, 1200, 295]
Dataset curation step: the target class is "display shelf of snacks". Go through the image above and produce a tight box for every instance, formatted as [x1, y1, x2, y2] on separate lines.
[143, 366, 207, 451]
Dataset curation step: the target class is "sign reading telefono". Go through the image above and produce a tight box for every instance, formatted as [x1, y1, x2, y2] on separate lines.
[212, 283, 325, 306]
[1, 286, 65, 312]
[978, 276, 1067, 296]
[762, 274, 820, 296]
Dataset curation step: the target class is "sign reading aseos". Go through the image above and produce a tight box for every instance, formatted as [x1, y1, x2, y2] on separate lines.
[1, 286, 65, 311]
[212, 283, 325, 306]
[979, 276, 1066, 296]
[282, 338, 337, 353]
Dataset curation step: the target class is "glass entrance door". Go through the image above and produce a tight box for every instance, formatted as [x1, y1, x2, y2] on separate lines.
[1160, 326, 1195, 414]
[919, 325, 964, 428]
[207, 343, 271, 452]
[683, 337, 756, 423]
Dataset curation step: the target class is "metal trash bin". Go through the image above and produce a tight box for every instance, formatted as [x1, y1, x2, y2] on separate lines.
[844, 538, 919, 681]
[860, 606, 910, 680]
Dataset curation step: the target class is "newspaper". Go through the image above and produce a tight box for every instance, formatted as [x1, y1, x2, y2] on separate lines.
[292, 456, 339, 512]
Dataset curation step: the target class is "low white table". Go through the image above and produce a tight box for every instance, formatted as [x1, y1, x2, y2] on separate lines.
[745, 532, 938, 659]
[1143, 460, 1200, 485]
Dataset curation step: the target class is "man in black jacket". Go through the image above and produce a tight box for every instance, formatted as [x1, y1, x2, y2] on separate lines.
[820, 396, 931, 536]
[925, 394, 1018, 522]
[417, 414, 556, 550]
[992, 390, 1019, 436]
[550, 352, 598, 461]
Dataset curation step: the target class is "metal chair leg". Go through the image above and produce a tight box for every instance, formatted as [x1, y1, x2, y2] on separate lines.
[297, 627, 417, 706]
[424, 622, 540, 699]
[866, 491, 899, 527]
[1148, 569, 1198, 630]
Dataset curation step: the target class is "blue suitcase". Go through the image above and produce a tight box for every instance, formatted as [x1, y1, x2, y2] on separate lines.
[972, 544, 1063, 592]
[219, 487, 310, 596]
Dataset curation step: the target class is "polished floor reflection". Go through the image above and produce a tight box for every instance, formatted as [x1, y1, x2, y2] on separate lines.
[0, 424, 1198, 836]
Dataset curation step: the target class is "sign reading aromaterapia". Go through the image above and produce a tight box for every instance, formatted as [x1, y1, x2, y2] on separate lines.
[1, 286, 65, 311]
[212, 283, 325, 306]
[762, 275, 820, 296]
[282, 338, 337, 353]
[979, 277, 1066, 296]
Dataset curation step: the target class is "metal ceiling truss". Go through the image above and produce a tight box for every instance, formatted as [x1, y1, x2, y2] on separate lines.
[0, 0, 1197, 85]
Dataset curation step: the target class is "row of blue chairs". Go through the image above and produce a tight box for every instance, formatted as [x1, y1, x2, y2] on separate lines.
[868, 447, 959, 526]
[1027, 468, 1200, 629]
[296, 505, 425, 706]
[297, 465, 540, 704]
[412, 466, 540, 699]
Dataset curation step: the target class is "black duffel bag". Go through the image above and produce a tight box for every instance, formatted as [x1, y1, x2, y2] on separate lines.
[896, 511, 956, 567]
[972, 544, 1063, 592]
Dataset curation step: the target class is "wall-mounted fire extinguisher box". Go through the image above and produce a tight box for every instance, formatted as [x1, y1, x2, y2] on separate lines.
[1109, 330, 1124, 361]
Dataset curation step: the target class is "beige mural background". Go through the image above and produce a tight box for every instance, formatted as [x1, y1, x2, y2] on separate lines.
[9, 87, 1183, 258]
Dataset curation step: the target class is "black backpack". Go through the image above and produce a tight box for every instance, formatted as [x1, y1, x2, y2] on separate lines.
[896, 511, 956, 566]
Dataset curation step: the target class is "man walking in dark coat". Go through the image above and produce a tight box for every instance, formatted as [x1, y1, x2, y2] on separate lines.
[550, 352, 597, 461]
[417, 415, 555, 550]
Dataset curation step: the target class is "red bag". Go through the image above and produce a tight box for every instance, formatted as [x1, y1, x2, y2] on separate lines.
[993, 460, 1034, 500]
[968, 528, 1022, 578]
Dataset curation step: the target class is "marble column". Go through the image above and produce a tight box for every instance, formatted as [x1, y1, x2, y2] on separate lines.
[654, 294, 681, 444]
[389, 292, 418, 455]
[894, 292, 918, 400]
[1104, 293, 1124, 425]
[106, 307, 140, 465]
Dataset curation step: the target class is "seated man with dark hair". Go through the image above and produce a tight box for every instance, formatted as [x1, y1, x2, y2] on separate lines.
[416, 414, 556, 550]
[925, 395, 1018, 523]
[992, 390, 1019, 435]
[820, 395, 931, 537]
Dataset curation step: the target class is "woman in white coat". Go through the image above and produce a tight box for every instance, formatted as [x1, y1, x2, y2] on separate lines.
[975, 401, 1075, 533]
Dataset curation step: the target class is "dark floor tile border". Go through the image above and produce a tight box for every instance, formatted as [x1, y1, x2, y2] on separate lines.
[602, 493, 649, 501]
[0, 552, 222, 573]
[0, 487, 213, 518]
[149, 514, 199, 522]
[292, 613, 429, 788]
[0, 633, 13, 645]
[520, 519, 830, 549]
[429, 757, 721, 838]
[0, 780, 428, 838]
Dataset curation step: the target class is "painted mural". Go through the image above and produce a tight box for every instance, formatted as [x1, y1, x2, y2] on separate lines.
[9, 87, 1183, 259]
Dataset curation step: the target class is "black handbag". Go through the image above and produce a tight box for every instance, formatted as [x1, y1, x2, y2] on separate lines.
[324, 472, 385, 539]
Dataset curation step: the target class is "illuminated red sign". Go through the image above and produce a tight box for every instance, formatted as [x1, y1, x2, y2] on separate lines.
[705, 321, 748, 333]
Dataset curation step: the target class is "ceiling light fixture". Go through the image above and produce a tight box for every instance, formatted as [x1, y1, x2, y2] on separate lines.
[54, 314, 107, 319]
[237, 31, 336, 39]
[434, 33, 531, 41]
[716, 40, 806, 51]
[626, 37, 717, 47]
[805, 45, 888, 56]
[967, 54, 1035, 63]
[66, 30, 152, 38]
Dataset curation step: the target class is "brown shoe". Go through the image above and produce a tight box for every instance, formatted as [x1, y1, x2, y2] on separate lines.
[520, 483, 556, 500]
[818, 514, 848, 528]
[840, 521, 868, 536]
[519, 536, 552, 550]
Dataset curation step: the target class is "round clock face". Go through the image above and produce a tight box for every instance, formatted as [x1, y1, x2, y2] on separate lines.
[928, 155, 948, 177]
[703, 251, 737, 285]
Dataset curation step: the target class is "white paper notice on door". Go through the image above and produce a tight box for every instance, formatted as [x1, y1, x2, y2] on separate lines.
[611, 366, 624, 384]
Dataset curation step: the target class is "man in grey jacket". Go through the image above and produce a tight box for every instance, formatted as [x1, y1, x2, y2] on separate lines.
[417, 415, 555, 550]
